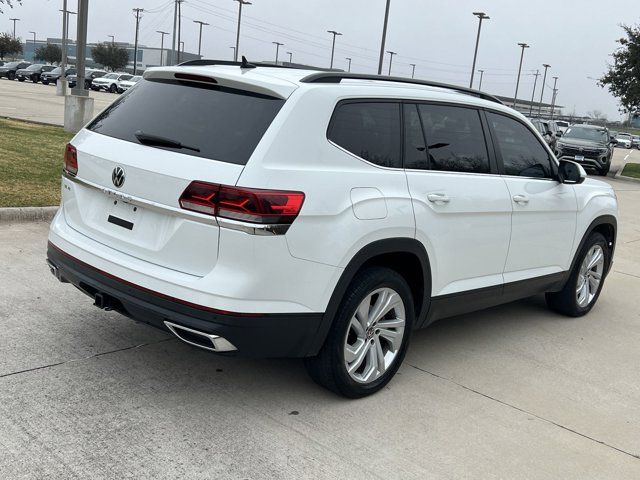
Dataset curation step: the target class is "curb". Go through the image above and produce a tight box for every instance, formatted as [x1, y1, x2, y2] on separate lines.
[613, 161, 640, 183]
[0, 206, 59, 224]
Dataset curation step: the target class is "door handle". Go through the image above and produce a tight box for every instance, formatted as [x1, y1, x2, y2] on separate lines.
[512, 195, 529, 205]
[427, 193, 450, 204]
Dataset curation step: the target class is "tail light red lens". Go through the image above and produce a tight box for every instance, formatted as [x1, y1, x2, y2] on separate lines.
[63, 143, 78, 176]
[179, 181, 305, 225]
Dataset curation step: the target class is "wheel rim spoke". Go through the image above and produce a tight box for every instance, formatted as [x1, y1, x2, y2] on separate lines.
[576, 245, 605, 308]
[378, 327, 402, 350]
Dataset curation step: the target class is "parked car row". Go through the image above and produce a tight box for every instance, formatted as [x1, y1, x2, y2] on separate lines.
[1, 61, 141, 94]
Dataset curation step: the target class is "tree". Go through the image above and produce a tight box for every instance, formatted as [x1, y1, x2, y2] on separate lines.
[0, 1, 22, 15]
[91, 42, 129, 72]
[587, 110, 608, 124]
[34, 43, 62, 64]
[0, 32, 22, 60]
[599, 24, 640, 113]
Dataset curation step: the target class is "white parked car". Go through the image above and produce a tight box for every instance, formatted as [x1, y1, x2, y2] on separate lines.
[91, 72, 133, 93]
[117, 75, 142, 94]
[47, 62, 618, 398]
[614, 133, 633, 149]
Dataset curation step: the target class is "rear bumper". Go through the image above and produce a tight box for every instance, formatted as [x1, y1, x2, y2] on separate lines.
[47, 242, 325, 358]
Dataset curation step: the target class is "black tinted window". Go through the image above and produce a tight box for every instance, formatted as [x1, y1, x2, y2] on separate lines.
[403, 104, 428, 169]
[487, 112, 553, 178]
[418, 104, 490, 173]
[87, 78, 285, 165]
[329, 102, 401, 168]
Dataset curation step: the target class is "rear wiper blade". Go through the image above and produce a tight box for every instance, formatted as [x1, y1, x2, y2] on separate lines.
[134, 130, 200, 152]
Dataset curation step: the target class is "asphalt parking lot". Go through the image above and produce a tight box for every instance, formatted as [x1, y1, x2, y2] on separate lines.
[0, 78, 115, 126]
[1, 176, 639, 479]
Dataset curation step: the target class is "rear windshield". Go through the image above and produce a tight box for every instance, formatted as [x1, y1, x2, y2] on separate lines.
[87, 78, 285, 165]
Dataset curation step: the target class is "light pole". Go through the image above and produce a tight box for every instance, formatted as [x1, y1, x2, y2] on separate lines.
[29, 31, 36, 59]
[193, 20, 209, 56]
[377, 0, 391, 75]
[132, 8, 144, 75]
[272, 41, 283, 63]
[108, 35, 115, 45]
[477, 69, 485, 90]
[9, 18, 19, 39]
[327, 30, 342, 69]
[537, 63, 551, 116]
[386, 50, 396, 76]
[469, 12, 489, 88]
[72, 0, 88, 97]
[157, 30, 169, 66]
[528, 69, 540, 116]
[234, 0, 252, 62]
[410, 63, 416, 78]
[179, 41, 184, 58]
[550, 76, 559, 119]
[513, 42, 529, 108]
[345, 57, 352, 72]
[286, 51, 293, 63]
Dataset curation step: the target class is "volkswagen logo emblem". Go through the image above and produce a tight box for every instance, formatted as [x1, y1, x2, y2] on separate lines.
[112, 166, 125, 188]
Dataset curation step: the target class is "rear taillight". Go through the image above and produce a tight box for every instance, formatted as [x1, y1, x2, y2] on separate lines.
[179, 181, 305, 225]
[63, 143, 78, 176]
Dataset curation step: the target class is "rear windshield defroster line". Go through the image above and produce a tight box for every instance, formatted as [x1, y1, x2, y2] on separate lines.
[87, 78, 285, 166]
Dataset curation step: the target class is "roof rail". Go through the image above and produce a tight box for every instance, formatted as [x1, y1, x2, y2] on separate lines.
[177, 58, 331, 72]
[299, 72, 503, 105]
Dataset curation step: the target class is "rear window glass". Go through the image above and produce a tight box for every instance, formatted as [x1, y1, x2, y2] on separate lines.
[87, 78, 285, 165]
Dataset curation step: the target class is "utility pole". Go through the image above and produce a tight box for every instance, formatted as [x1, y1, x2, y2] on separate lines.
[345, 57, 352, 72]
[176, 0, 183, 63]
[528, 69, 540, 116]
[550, 76, 559, 119]
[193, 20, 209, 56]
[410, 63, 416, 78]
[469, 12, 489, 88]
[377, 0, 391, 75]
[386, 50, 396, 76]
[477, 69, 484, 90]
[108, 35, 115, 45]
[327, 30, 342, 69]
[513, 42, 529, 109]
[234, 0, 252, 62]
[132, 8, 144, 75]
[9, 18, 19, 39]
[170, 0, 178, 65]
[272, 41, 283, 63]
[286, 51, 293, 63]
[230, 46, 236, 60]
[537, 63, 551, 116]
[157, 31, 168, 66]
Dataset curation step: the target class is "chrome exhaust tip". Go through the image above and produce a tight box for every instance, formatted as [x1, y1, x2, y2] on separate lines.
[164, 321, 237, 353]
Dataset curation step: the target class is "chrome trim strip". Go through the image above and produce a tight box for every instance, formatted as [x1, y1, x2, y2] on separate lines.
[217, 217, 291, 236]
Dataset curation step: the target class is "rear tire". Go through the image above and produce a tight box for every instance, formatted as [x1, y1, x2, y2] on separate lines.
[8, 72, 16, 80]
[109, 83, 117, 93]
[546, 232, 609, 317]
[304, 267, 414, 398]
[42, 80, 49, 85]
[17, 77, 24, 82]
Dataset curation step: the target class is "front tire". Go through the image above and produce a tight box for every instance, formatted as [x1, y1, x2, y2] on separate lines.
[7, 72, 15, 80]
[305, 267, 414, 398]
[546, 232, 609, 317]
[109, 83, 117, 93]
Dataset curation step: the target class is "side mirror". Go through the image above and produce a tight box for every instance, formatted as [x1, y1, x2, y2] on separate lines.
[558, 159, 586, 184]
[545, 130, 553, 137]
[555, 131, 563, 137]
[609, 138, 618, 145]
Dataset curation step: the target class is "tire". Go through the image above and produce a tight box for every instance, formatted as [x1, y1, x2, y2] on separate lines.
[546, 232, 610, 317]
[596, 164, 610, 176]
[8, 72, 15, 80]
[109, 83, 117, 93]
[304, 267, 414, 398]
[42, 80, 49, 85]
[17, 77, 24, 82]
[32, 74, 39, 83]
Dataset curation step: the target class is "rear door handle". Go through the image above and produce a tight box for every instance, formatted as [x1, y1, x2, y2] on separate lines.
[512, 195, 529, 205]
[427, 193, 450, 204]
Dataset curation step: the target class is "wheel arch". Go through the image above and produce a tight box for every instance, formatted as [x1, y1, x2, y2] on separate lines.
[306, 238, 432, 356]
[570, 215, 617, 276]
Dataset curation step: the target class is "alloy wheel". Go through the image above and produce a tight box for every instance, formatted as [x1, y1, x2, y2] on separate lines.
[576, 245, 604, 308]
[343, 287, 406, 384]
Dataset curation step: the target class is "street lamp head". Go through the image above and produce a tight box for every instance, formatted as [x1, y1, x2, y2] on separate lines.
[518, 43, 530, 48]
[327, 30, 342, 36]
[235, 0, 252, 4]
[386, 50, 396, 55]
[473, 12, 490, 20]
[543, 63, 551, 68]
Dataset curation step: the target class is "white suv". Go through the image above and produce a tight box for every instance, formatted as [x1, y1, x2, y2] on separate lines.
[47, 60, 618, 398]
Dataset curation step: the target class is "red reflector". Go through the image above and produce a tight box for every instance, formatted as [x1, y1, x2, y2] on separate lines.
[64, 143, 78, 176]
[179, 181, 305, 225]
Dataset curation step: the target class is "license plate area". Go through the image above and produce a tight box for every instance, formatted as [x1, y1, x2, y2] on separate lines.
[107, 200, 139, 230]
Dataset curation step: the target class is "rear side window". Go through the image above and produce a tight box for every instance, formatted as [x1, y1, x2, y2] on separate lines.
[417, 104, 490, 173]
[486, 112, 553, 178]
[328, 102, 402, 168]
[87, 78, 285, 165]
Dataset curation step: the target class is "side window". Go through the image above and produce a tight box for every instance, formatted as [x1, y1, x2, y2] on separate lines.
[328, 102, 402, 168]
[417, 104, 490, 173]
[486, 112, 553, 178]
[403, 104, 428, 170]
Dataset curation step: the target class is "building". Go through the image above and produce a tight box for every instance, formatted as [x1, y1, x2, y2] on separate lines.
[495, 95, 563, 118]
[21, 37, 200, 72]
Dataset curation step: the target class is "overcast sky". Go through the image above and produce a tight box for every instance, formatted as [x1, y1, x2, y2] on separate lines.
[3, 0, 638, 119]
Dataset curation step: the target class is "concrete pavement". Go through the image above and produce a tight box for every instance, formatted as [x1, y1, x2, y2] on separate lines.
[1, 178, 639, 478]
